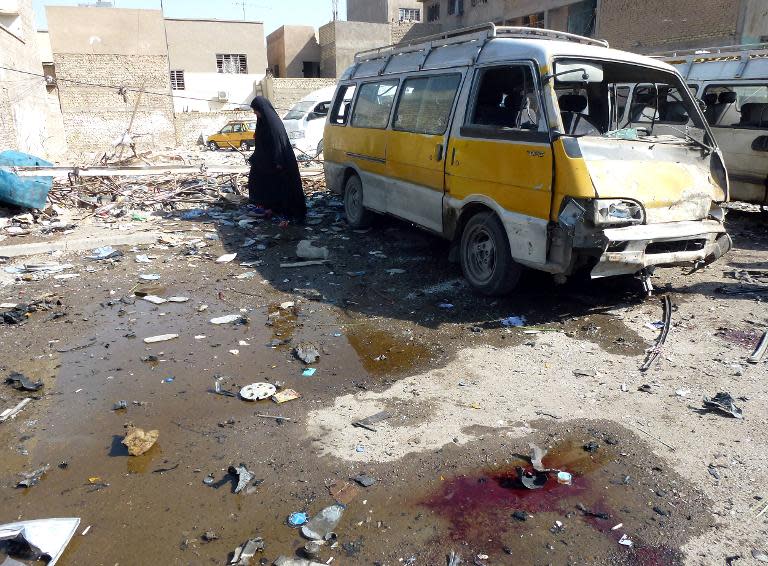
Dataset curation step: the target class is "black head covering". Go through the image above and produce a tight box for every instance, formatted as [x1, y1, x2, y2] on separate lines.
[247, 96, 307, 221]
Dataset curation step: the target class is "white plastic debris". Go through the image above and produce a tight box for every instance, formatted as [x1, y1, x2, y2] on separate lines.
[167, 297, 189, 303]
[142, 295, 167, 305]
[618, 534, 633, 547]
[216, 253, 237, 263]
[0, 517, 80, 566]
[210, 314, 245, 325]
[143, 334, 179, 344]
[296, 240, 329, 260]
[139, 274, 161, 281]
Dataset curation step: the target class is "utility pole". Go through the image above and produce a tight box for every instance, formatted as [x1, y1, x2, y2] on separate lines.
[233, 0, 247, 20]
[331, 0, 339, 21]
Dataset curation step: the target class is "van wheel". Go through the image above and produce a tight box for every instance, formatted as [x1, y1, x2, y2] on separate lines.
[208, 141, 218, 151]
[344, 174, 373, 229]
[460, 212, 521, 295]
[240, 141, 249, 150]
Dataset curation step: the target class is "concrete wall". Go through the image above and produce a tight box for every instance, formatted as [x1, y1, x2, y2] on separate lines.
[47, 6, 176, 156]
[266, 25, 321, 78]
[0, 0, 55, 157]
[599, 0, 741, 52]
[391, 21, 442, 44]
[164, 19, 267, 74]
[320, 20, 392, 77]
[262, 76, 338, 117]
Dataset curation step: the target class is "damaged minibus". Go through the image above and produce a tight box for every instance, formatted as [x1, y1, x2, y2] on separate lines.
[323, 24, 732, 295]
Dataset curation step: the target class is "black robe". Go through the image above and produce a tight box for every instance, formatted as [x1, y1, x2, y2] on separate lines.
[247, 96, 307, 221]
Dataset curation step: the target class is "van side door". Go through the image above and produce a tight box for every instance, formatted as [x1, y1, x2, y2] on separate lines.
[385, 72, 465, 233]
[444, 63, 553, 264]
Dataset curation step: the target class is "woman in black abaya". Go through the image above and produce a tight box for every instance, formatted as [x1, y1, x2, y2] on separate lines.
[247, 96, 307, 223]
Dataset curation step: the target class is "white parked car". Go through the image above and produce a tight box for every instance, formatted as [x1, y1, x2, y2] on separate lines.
[282, 86, 336, 159]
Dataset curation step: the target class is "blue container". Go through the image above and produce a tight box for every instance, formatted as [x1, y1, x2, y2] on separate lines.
[0, 150, 54, 209]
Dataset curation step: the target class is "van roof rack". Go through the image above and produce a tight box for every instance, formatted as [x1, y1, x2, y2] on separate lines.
[355, 23, 609, 63]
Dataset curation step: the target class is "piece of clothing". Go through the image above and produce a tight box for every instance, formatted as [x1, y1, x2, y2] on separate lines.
[247, 96, 306, 221]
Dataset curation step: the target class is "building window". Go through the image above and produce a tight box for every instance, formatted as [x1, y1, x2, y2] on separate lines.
[427, 3, 440, 22]
[523, 12, 545, 28]
[216, 54, 248, 74]
[399, 8, 420, 22]
[447, 0, 464, 16]
[170, 70, 185, 90]
[567, 0, 597, 37]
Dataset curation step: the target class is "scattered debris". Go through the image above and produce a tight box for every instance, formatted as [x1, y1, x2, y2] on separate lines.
[294, 342, 320, 364]
[113, 400, 128, 411]
[296, 240, 329, 260]
[87, 246, 123, 261]
[500, 316, 526, 328]
[618, 534, 633, 547]
[703, 392, 743, 419]
[752, 549, 768, 563]
[0, 517, 80, 566]
[5, 372, 43, 392]
[351, 474, 376, 487]
[239, 383, 277, 401]
[301, 504, 345, 541]
[302, 368, 317, 377]
[273, 556, 324, 566]
[17, 465, 50, 488]
[143, 334, 178, 344]
[210, 314, 247, 325]
[748, 331, 768, 364]
[529, 443, 547, 472]
[352, 411, 392, 432]
[202, 531, 218, 542]
[272, 389, 300, 404]
[512, 510, 528, 522]
[229, 537, 264, 565]
[122, 425, 159, 456]
[287, 512, 308, 527]
[583, 441, 599, 453]
[281, 260, 328, 268]
[142, 295, 167, 305]
[447, 551, 462, 566]
[216, 253, 237, 263]
[228, 463, 256, 494]
[0, 398, 32, 423]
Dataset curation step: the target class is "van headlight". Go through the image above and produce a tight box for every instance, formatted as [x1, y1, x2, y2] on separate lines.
[288, 131, 305, 140]
[592, 199, 644, 226]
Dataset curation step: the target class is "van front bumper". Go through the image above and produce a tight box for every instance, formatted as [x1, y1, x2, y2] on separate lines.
[591, 220, 731, 278]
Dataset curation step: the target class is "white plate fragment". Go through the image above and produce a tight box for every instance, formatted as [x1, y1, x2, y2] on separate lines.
[144, 334, 179, 344]
[142, 295, 167, 305]
[210, 314, 244, 325]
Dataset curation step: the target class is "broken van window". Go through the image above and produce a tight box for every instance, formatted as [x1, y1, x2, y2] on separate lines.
[554, 60, 709, 147]
[701, 84, 768, 128]
[467, 65, 540, 131]
[394, 74, 461, 135]
[351, 81, 398, 129]
[329, 84, 357, 125]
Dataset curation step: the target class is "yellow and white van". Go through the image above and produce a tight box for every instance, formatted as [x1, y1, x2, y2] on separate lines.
[323, 25, 732, 295]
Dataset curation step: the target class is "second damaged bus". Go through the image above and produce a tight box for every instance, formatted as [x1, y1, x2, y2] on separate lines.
[323, 25, 732, 295]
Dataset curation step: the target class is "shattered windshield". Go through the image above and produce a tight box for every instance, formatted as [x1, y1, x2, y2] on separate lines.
[553, 59, 711, 148]
[284, 101, 315, 121]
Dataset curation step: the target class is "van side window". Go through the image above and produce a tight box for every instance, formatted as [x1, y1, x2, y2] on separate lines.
[329, 85, 357, 125]
[465, 66, 541, 137]
[393, 74, 462, 135]
[351, 81, 399, 129]
[702, 84, 768, 128]
[221, 125, 233, 134]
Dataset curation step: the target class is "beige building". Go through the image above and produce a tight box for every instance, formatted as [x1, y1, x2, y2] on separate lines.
[0, 0, 52, 156]
[266, 25, 321, 78]
[164, 18, 268, 111]
[347, 0, 424, 23]
[46, 6, 176, 155]
[417, 0, 768, 53]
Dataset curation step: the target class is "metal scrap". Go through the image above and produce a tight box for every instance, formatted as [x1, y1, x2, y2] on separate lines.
[703, 392, 743, 419]
[748, 331, 768, 364]
[5, 372, 43, 392]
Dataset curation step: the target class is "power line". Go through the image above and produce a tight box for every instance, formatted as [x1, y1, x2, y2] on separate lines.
[0, 64, 296, 112]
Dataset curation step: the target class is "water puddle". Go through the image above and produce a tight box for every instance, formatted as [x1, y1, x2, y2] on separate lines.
[345, 324, 433, 376]
[561, 314, 647, 356]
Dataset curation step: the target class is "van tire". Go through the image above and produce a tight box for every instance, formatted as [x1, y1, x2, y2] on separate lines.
[208, 141, 218, 151]
[460, 211, 521, 295]
[344, 174, 373, 229]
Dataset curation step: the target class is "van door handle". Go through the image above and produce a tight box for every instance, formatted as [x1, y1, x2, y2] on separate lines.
[435, 143, 444, 162]
[450, 147, 458, 165]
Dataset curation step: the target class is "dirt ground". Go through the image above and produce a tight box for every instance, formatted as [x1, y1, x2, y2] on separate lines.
[0, 182, 766, 566]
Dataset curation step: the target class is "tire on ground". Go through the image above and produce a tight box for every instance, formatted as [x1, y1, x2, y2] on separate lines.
[459, 211, 521, 295]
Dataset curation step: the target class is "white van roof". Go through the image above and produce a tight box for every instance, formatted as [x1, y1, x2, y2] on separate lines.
[341, 24, 676, 81]
[298, 86, 337, 103]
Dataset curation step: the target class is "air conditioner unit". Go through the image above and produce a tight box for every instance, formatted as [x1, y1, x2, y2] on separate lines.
[217, 91, 229, 101]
